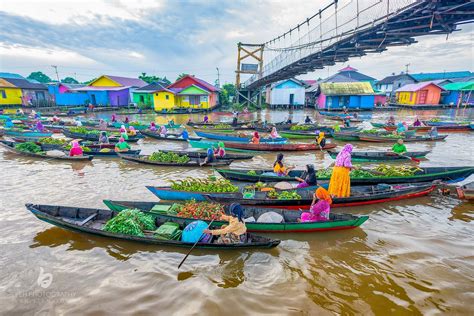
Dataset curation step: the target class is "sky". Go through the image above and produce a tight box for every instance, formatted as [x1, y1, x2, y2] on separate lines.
[0, 0, 472, 85]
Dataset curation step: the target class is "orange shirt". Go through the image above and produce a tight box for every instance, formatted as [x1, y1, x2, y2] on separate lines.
[273, 163, 286, 174]
[251, 137, 260, 144]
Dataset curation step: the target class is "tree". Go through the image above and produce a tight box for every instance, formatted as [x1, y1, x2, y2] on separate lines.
[61, 77, 79, 84]
[139, 72, 172, 85]
[219, 83, 236, 106]
[176, 73, 189, 81]
[27, 71, 52, 83]
[83, 78, 96, 85]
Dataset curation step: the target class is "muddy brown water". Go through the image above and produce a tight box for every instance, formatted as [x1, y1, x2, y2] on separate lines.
[1, 108, 473, 315]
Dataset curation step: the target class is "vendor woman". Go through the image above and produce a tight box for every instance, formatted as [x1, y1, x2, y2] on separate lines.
[300, 187, 332, 222]
[203, 203, 247, 244]
[392, 138, 407, 154]
[328, 144, 353, 198]
[273, 153, 294, 176]
[295, 164, 317, 188]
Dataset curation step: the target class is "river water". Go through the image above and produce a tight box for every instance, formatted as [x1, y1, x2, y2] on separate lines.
[1, 108, 473, 315]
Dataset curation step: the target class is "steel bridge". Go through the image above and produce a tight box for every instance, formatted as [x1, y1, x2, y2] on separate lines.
[236, 0, 474, 106]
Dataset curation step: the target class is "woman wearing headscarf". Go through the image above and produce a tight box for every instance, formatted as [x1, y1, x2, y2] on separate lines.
[114, 137, 131, 152]
[429, 126, 438, 138]
[203, 203, 247, 244]
[328, 144, 353, 197]
[295, 164, 317, 188]
[99, 131, 109, 144]
[214, 142, 226, 158]
[316, 131, 326, 149]
[119, 125, 127, 133]
[98, 119, 107, 130]
[149, 122, 157, 132]
[270, 127, 280, 139]
[69, 140, 83, 157]
[413, 117, 422, 127]
[111, 114, 117, 122]
[387, 116, 396, 126]
[273, 153, 294, 176]
[180, 129, 189, 140]
[305, 116, 312, 124]
[300, 187, 332, 222]
[128, 126, 137, 136]
[159, 125, 167, 137]
[5, 118, 14, 128]
[203, 115, 209, 123]
[124, 116, 130, 124]
[396, 122, 406, 135]
[35, 120, 45, 132]
[250, 131, 260, 144]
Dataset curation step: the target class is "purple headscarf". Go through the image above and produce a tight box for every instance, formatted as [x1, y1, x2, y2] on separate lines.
[335, 144, 353, 167]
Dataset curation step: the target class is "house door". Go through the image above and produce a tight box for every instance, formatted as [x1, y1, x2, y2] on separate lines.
[139, 95, 144, 103]
[289, 94, 294, 105]
[418, 90, 428, 104]
[117, 96, 120, 105]
[90, 94, 97, 105]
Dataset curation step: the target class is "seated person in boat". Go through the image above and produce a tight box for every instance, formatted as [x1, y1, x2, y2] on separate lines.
[98, 119, 107, 130]
[99, 131, 109, 144]
[119, 124, 127, 133]
[250, 131, 260, 144]
[124, 117, 130, 124]
[5, 118, 14, 128]
[74, 119, 83, 127]
[168, 119, 175, 127]
[386, 115, 396, 126]
[159, 125, 167, 137]
[286, 117, 292, 124]
[203, 115, 209, 123]
[343, 118, 350, 128]
[342, 106, 349, 114]
[111, 114, 117, 122]
[200, 148, 215, 166]
[316, 131, 326, 148]
[300, 187, 332, 222]
[429, 127, 438, 138]
[395, 122, 406, 135]
[69, 140, 83, 157]
[149, 122, 157, 132]
[273, 153, 294, 176]
[214, 142, 226, 158]
[52, 115, 61, 123]
[232, 116, 238, 126]
[128, 126, 137, 136]
[295, 164, 317, 188]
[305, 116, 312, 124]
[413, 117, 422, 127]
[203, 203, 247, 244]
[392, 139, 407, 154]
[115, 137, 131, 152]
[16, 108, 24, 115]
[333, 123, 341, 133]
[181, 129, 189, 140]
[270, 127, 280, 139]
[36, 120, 45, 132]
[121, 131, 129, 141]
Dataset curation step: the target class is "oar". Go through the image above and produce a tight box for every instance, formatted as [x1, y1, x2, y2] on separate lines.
[386, 152, 421, 163]
[178, 219, 215, 269]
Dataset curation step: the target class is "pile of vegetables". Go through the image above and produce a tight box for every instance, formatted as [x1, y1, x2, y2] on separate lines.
[290, 125, 312, 131]
[429, 118, 440, 122]
[375, 164, 422, 177]
[277, 190, 302, 200]
[350, 169, 376, 178]
[316, 168, 333, 178]
[129, 121, 141, 126]
[14, 142, 42, 153]
[200, 123, 231, 129]
[38, 137, 67, 145]
[103, 209, 156, 237]
[247, 170, 257, 175]
[255, 182, 266, 189]
[170, 178, 239, 193]
[148, 151, 190, 163]
[69, 127, 100, 135]
[361, 129, 381, 134]
[175, 201, 224, 220]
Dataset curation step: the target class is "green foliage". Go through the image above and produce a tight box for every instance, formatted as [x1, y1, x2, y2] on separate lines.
[138, 72, 171, 85]
[61, 77, 79, 84]
[149, 151, 190, 163]
[176, 73, 189, 81]
[14, 142, 42, 153]
[27, 71, 52, 83]
[170, 178, 239, 193]
[103, 209, 156, 237]
[219, 83, 236, 106]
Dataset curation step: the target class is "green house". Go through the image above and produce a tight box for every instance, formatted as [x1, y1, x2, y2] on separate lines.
[132, 82, 168, 107]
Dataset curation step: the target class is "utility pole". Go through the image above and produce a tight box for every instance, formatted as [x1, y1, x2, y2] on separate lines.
[216, 67, 220, 88]
[51, 65, 60, 82]
[405, 63, 410, 74]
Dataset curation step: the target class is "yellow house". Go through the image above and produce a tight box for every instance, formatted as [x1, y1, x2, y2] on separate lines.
[153, 85, 212, 111]
[0, 78, 23, 105]
[153, 89, 176, 111]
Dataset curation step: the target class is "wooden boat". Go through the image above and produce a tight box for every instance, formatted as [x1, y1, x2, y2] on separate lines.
[215, 166, 474, 184]
[0, 140, 93, 161]
[2, 129, 53, 138]
[253, 122, 296, 132]
[327, 150, 430, 162]
[87, 148, 141, 157]
[195, 131, 287, 143]
[377, 124, 472, 132]
[187, 121, 255, 127]
[358, 134, 448, 143]
[158, 149, 254, 160]
[207, 141, 337, 152]
[62, 129, 141, 143]
[322, 115, 363, 123]
[188, 140, 262, 153]
[146, 186, 238, 201]
[140, 130, 201, 142]
[279, 127, 359, 139]
[103, 200, 369, 233]
[111, 122, 181, 130]
[422, 120, 470, 127]
[331, 132, 360, 141]
[456, 182, 474, 200]
[118, 153, 233, 167]
[319, 111, 369, 119]
[26, 204, 280, 249]
[204, 183, 436, 209]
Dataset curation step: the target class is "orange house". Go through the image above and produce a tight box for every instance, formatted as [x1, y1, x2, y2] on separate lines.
[395, 82, 444, 105]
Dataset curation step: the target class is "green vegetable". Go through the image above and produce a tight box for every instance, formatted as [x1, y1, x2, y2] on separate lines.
[103, 209, 156, 237]
[170, 178, 238, 193]
[14, 142, 42, 153]
[148, 151, 190, 163]
[276, 190, 301, 200]
[38, 137, 67, 145]
[69, 127, 101, 135]
[290, 125, 312, 131]
[247, 170, 257, 175]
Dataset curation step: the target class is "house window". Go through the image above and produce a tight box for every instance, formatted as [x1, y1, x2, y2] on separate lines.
[155, 93, 158, 96]
[189, 95, 200, 105]
[165, 95, 169, 100]
[327, 97, 332, 107]
[0, 90, 6, 98]
[409, 93, 413, 101]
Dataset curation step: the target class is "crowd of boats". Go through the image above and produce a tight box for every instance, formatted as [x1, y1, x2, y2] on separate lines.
[0, 109, 473, 253]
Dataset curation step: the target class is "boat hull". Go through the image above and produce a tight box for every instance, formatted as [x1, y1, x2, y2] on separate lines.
[195, 131, 287, 143]
[327, 150, 430, 162]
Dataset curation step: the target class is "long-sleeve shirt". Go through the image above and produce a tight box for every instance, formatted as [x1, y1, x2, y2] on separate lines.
[210, 217, 247, 236]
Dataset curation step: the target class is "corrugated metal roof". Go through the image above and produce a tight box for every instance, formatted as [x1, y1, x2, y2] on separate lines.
[395, 81, 445, 92]
[442, 82, 474, 91]
[3, 78, 47, 90]
[0, 78, 17, 88]
[0, 72, 25, 79]
[305, 82, 319, 93]
[320, 82, 374, 95]
[72, 86, 130, 91]
[376, 73, 416, 85]
[135, 81, 168, 92]
[410, 71, 473, 81]
[105, 75, 147, 87]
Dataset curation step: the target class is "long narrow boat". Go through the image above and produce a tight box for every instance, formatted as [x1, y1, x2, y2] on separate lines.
[195, 131, 287, 143]
[215, 167, 474, 184]
[118, 153, 233, 167]
[331, 132, 361, 141]
[187, 121, 255, 127]
[321, 115, 363, 123]
[204, 183, 436, 209]
[358, 134, 447, 143]
[2, 129, 53, 138]
[86, 148, 141, 157]
[26, 204, 280, 249]
[422, 120, 470, 127]
[379, 124, 472, 132]
[111, 122, 181, 130]
[319, 111, 369, 119]
[158, 149, 254, 160]
[103, 200, 369, 233]
[327, 150, 429, 162]
[146, 186, 239, 201]
[212, 141, 337, 152]
[0, 140, 93, 161]
[279, 127, 359, 139]
[140, 130, 201, 142]
[62, 129, 141, 143]
[188, 140, 262, 154]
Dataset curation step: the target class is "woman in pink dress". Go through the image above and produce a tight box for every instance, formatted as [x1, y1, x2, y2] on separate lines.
[300, 187, 332, 222]
[69, 140, 83, 157]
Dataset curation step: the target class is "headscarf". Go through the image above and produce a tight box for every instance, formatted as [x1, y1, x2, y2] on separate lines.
[120, 125, 126, 133]
[111, 114, 116, 122]
[333, 123, 341, 132]
[317, 132, 325, 145]
[203, 115, 209, 122]
[305, 164, 317, 185]
[253, 131, 260, 139]
[5, 118, 13, 128]
[100, 131, 107, 137]
[274, 153, 284, 168]
[397, 138, 404, 145]
[119, 137, 125, 143]
[71, 140, 80, 148]
[316, 187, 332, 205]
[160, 125, 167, 134]
[335, 144, 353, 167]
[125, 117, 129, 123]
[229, 203, 244, 222]
[150, 122, 156, 127]
[36, 120, 44, 131]
[218, 142, 225, 149]
[207, 148, 214, 156]
[129, 126, 136, 132]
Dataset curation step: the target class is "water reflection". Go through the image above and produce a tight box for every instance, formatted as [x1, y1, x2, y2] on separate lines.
[449, 201, 474, 222]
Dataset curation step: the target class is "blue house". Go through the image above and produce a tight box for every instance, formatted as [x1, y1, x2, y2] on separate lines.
[266, 78, 306, 107]
[48, 83, 89, 106]
[410, 71, 474, 82]
[441, 82, 474, 105]
[318, 82, 375, 109]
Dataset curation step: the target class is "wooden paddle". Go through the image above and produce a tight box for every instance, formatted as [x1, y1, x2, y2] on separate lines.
[178, 219, 215, 269]
[386, 152, 421, 163]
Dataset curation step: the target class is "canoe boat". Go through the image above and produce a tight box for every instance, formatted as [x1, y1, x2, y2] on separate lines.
[111, 122, 181, 130]
[422, 120, 470, 127]
[2, 129, 53, 138]
[358, 134, 448, 143]
[195, 131, 287, 143]
[207, 141, 337, 152]
[378, 124, 472, 132]
[11, 137, 65, 151]
[0, 140, 93, 161]
[140, 130, 201, 142]
[103, 200, 369, 233]
[187, 121, 256, 127]
[327, 150, 430, 162]
[204, 183, 436, 209]
[279, 127, 359, 139]
[118, 153, 233, 167]
[456, 182, 474, 200]
[322, 115, 363, 123]
[86, 148, 141, 157]
[188, 140, 262, 154]
[331, 132, 361, 141]
[26, 204, 280, 249]
[62, 129, 141, 143]
[253, 122, 296, 132]
[146, 186, 239, 201]
[215, 166, 474, 184]
[158, 149, 254, 160]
